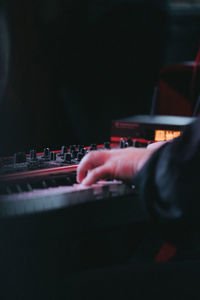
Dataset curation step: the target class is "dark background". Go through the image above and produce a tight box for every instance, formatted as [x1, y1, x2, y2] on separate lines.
[0, 0, 199, 155]
[0, 2, 200, 299]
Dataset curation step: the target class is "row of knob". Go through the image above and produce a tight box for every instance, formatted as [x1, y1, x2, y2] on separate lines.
[13, 142, 111, 164]
[120, 138, 148, 148]
[13, 139, 148, 164]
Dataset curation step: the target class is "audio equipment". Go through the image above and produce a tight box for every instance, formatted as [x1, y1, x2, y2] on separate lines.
[0, 115, 196, 219]
[111, 114, 196, 143]
[0, 142, 137, 218]
[0, 115, 195, 300]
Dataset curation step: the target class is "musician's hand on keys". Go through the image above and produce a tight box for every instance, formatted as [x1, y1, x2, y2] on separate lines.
[77, 142, 166, 186]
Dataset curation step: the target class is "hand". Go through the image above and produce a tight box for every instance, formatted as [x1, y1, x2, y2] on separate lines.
[77, 142, 166, 186]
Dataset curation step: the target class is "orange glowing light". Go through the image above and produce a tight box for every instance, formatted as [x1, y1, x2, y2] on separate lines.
[154, 130, 181, 142]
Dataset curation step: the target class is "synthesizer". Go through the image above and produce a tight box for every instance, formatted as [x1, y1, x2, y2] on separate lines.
[0, 141, 138, 218]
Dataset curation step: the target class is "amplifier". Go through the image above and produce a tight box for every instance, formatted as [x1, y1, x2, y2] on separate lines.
[111, 114, 196, 143]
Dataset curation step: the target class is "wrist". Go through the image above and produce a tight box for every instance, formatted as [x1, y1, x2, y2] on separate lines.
[135, 148, 155, 173]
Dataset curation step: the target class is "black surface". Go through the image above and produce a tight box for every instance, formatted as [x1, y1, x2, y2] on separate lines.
[118, 115, 196, 126]
[0, 193, 151, 300]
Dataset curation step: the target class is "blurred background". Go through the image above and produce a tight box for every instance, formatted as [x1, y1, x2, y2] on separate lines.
[0, 0, 199, 156]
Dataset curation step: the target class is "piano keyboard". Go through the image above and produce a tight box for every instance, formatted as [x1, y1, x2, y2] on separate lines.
[0, 180, 135, 217]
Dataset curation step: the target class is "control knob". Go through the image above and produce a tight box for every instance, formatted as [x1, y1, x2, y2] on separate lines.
[71, 150, 77, 159]
[30, 149, 37, 161]
[70, 145, 76, 152]
[13, 152, 26, 164]
[132, 141, 140, 148]
[104, 142, 111, 149]
[120, 138, 125, 148]
[50, 152, 57, 160]
[77, 152, 84, 161]
[64, 153, 71, 162]
[126, 137, 133, 147]
[89, 144, 97, 151]
[61, 146, 68, 156]
[43, 148, 50, 158]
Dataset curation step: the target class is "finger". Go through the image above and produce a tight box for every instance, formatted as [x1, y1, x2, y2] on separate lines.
[77, 151, 110, 183]
[81, 164, 111, 186]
